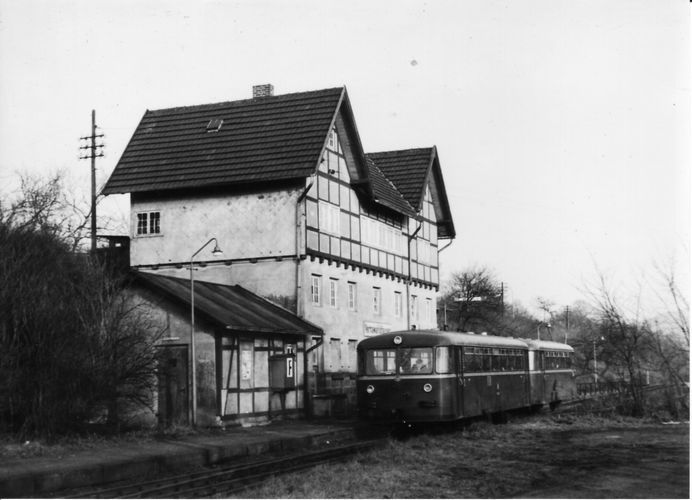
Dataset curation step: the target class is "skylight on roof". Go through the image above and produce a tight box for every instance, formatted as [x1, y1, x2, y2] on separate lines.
[206, 118, 223, 132]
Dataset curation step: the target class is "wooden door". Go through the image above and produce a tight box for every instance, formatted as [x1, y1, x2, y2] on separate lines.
[157, 346, 189, 426]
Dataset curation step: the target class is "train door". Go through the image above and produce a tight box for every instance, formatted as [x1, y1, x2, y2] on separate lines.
[455, 347, 464, 417]
[529, 348, 545, 406]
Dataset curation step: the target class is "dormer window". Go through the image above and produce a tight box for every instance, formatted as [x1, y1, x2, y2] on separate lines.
[206, 118, 223, 132]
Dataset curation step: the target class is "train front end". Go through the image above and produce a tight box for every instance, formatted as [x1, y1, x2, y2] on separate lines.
[356, 331, 459, 424]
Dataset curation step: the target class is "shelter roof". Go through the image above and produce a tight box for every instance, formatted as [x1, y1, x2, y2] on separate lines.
[133, 271, 323, 336]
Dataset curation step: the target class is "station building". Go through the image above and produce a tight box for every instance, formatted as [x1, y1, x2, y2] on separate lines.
[103, 85, 455, 425]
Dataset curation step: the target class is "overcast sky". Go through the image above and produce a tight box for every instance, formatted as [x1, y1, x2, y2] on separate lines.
[1, 0, 689, 312]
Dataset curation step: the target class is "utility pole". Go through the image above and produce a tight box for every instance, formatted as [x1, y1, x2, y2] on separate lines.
[79, 110, 104, 253]
[500, 282, 504, 313]
[564, 305, 570, 329]
[564, 305, 570, 343]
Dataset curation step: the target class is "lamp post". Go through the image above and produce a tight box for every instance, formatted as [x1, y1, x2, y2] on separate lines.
[592, 336, 605, 384]
[189, 237, 223, 426]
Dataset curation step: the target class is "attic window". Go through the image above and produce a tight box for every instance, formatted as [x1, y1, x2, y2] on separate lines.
[206, 118, 223, 132]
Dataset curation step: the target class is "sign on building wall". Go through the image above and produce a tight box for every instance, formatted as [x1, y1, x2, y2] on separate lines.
[363, 321, 391, 337]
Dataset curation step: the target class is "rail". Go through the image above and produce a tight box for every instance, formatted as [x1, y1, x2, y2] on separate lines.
[56, 439, 384, 499]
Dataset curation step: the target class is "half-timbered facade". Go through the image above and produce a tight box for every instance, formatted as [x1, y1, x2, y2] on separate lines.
[104, 85, 455, 423]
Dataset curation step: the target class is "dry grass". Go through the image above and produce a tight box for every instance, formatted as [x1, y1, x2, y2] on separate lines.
[236, 414, 680, 499]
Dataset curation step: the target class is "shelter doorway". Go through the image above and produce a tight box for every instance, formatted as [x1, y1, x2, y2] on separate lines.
[157, 345, 189, 426]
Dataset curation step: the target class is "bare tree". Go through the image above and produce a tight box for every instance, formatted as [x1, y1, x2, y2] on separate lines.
[0, 173, 163, 437]
[439, 266, 504, 332]
[0, 170, 123, 252]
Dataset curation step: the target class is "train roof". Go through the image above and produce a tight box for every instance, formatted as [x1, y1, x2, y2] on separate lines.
[523, 339, 575, 352]
[357, 330, 529, 349]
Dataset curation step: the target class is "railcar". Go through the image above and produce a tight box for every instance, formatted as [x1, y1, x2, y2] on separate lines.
[356, 330, 533, 424]
[526, 339, 576, 410]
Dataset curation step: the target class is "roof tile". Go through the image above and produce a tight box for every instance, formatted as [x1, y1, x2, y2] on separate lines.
[104, 88, 344, 195]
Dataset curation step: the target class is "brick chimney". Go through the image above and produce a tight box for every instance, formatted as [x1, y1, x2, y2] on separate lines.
[252, 84, 274, 98]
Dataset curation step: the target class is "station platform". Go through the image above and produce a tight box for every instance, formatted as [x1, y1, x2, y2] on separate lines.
[0, 420, 356, 498]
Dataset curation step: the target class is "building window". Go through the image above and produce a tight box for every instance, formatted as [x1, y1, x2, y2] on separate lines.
[136, 211, 161, 236]
[311, 275, 321, 305]
[361, 216, 404, 254]
[348, 282, 357, 311]
[373, 287, 381, 315]
[425, 298, 433, 324]
[137, 213, 147, 235]
[411, 295, 418, 321]
[329, 279, 338, 308]
[149, 212, 160, 234]
[329, 338, 341, 371]
[319, 201, 341, 235]
[394, 291, 402, 317]
[347, 339, 358, 371]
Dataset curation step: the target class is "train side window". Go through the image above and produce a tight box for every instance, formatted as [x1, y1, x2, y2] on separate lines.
[435, 347, 453, 374]
[463, 347, 477, 372]
[481, 348, 492, 371]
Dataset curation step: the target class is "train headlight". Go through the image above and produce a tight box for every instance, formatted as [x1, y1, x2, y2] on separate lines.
[423, 383, 433, 393]
[366, 385, 375, 394]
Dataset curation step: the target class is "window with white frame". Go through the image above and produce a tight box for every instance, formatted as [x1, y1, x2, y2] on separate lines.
[136, 211, 161, 236]
[425, 298, 433, 324]
[347, 339, 358, 371]
[361, 216, 404, 254]
[329, 278, 338, 308]
[394, 291, 403, 317]
[311, 275, 321, 305]
[329, 338, 341, 370]
[348, 282, 357, 311]
[373, 287, 381, 315]
[318, 201, 340, 235]
[417, 240, 430, 264]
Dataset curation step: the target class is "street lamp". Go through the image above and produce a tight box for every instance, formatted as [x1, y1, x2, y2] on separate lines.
[189, 237, 223, 426]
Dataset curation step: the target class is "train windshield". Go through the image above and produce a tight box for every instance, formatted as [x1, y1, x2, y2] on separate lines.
[399, 348, 433, 374]
[363, 347, 433, 375]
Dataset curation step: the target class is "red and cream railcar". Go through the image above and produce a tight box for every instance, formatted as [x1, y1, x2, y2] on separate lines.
[357, 330, 577, 424]
[526, 339, 576, 410]
[356, 330, 531, 423]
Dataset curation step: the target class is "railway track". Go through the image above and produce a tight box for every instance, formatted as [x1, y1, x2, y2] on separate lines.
[56, 439, 383, 499]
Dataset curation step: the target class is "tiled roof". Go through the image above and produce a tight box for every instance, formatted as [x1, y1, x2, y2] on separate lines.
[365, 157, 416, 216]
[103, 88, 345, 195]
[365, 148, 434, 210]
[133, 272, 322, 336]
